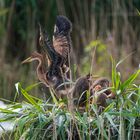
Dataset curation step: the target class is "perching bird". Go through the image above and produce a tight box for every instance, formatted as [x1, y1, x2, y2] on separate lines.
[39, 15, 72, 77]
[22, 16, 72, 90]
[90, 77, 115, 102]
[90, 84, 108, 108]
[22, 52, 49, 87]
[22, 51, 67, 90]
[72, 74, 92, 106]
[72, 77, 115, 108]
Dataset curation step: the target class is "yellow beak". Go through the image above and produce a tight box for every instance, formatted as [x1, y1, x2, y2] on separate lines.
[21, 57, 32, 64]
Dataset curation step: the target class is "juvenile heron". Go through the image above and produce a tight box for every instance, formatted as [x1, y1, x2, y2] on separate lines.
[22, 16, 72, 90]
[22, 52, 67, 89]
[72, 74, 92, 106]
[90, 77, 115, 99]
[72, 76, 115, 108]
[22, 52, 49, 87]
[39, 15, 72, 77]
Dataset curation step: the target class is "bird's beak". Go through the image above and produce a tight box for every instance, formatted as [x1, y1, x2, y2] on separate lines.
[21, 57, 32, 64]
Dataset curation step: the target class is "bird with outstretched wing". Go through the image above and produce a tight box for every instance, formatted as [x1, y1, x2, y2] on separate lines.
[53, 15, 72, 68]
[22, 16, 72, 91]
[39, 15, 72, 89]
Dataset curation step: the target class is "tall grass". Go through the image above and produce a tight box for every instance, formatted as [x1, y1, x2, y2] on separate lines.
[0, 59, 139, 140]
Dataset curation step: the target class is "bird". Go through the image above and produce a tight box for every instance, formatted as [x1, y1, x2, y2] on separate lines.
[22, 51, 69, 90]
[72, 77, 115, 110]
[90, 84, 108, 109]
[90, 77, 115, 99]
[53, 15, 72, 68]
[39, 15, 72, 78]
[89, 77, 115, 111]
[22, 52, 50, 87]
[72, 74, 92, 106]
[22, 16, 72, 90]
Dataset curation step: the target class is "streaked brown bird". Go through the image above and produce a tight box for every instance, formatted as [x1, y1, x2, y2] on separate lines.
[88, 77, 116, 113]
[72, 76, 115, 110]
[90, 77, 115, 99]
[22, 52, 50, 87]
[72, 74, 92, 106]
[22, 51, 66, 89]
[90, 85, 108, 109]
[39, 15, 72, 77]
[22, 16, 72, 90]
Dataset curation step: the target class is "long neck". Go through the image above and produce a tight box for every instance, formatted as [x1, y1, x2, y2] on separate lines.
[35, 57, 45, 80]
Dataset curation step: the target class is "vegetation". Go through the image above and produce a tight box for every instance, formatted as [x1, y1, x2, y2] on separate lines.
[0, 0, 140, 139]
[0, 0, 140, 99]
[0, 60, 139, 140]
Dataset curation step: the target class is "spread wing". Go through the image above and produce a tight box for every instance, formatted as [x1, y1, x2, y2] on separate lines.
[39, 23, 58, 65]
[52, 16, 72, 64]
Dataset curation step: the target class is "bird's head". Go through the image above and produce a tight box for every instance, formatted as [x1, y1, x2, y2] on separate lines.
[54, 15, 72, 35]
[90, 77, 111, 96]
[22, 52, 43, 64]
[92, 78, 110, 88]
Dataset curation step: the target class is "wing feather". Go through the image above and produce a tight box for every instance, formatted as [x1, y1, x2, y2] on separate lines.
[53, 16, 72, 64]
[53, 35, 70, 59]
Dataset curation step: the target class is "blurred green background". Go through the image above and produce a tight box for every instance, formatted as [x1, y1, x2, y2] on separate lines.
[0, 0, 140, 100]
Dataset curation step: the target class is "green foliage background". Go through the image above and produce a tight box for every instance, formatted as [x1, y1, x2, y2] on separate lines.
[0, 0, 140, 99]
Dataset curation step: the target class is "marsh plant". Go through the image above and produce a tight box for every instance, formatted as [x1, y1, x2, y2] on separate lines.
[0, 58, 140, 140]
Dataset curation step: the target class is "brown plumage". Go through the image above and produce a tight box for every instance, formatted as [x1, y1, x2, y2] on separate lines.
[90, 84, 108, 108]
[90, 77, 115, 98]
[53, 15, 72, 67]
[72, 74, 92, 106]
[39, 15, 72, 73]
[72, 77, 115, 109]
[22, 52, 49, 87]
[90, 77, 115, 108]
[22, 52, 67, 90]
[32, 16, 72, 90]
[22, 16, 72, 91]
